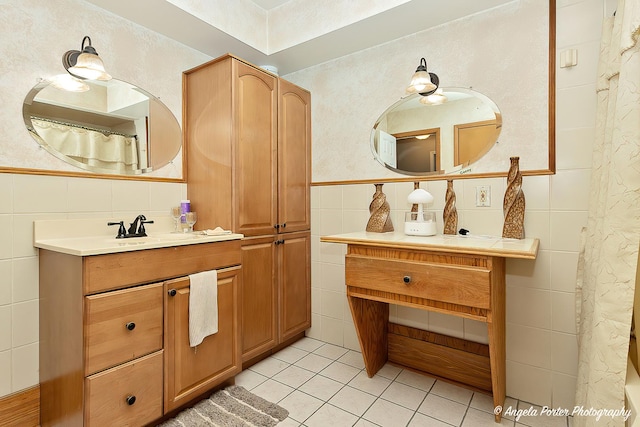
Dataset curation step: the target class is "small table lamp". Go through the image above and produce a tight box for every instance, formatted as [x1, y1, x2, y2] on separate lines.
[405, 188, 437, 236]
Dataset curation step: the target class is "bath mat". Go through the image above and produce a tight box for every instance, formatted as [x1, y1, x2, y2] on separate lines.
[158, 385, 289, 426]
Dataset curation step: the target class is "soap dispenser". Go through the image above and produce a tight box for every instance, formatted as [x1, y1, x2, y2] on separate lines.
[404, 188, 436, 236]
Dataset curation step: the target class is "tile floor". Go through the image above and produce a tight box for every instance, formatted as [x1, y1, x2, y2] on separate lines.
[235, 337, 572, 427]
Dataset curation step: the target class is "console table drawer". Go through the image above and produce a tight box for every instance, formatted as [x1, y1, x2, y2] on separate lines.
[346, 255, 491, 309]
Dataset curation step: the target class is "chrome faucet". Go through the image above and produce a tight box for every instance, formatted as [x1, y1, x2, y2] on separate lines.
[108, 215, 154, 239]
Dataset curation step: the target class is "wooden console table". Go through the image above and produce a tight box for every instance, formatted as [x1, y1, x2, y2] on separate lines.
[320, 232, 539, 422]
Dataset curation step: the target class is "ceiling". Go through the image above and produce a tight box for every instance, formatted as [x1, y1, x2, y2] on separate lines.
[84, 0, 514, 75]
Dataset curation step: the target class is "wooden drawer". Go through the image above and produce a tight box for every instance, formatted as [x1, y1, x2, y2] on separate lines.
[83, 239, 241, 294]
[85, 283, 163, 375]
[346, 255, 491, 309]
[85, 351, 163, 427]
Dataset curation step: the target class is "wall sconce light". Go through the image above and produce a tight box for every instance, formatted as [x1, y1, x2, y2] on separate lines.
[62, 36, 111, 81]
[406, 57, 439, 96]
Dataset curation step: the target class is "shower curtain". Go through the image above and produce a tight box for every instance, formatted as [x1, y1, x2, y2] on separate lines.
[574, 1, 640, 426]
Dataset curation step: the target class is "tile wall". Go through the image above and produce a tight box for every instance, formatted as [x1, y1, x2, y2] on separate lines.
[309, 0, 603, 408]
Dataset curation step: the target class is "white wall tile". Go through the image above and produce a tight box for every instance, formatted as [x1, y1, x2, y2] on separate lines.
[556, 84, 598, 130]
[506, 286, 551, 329]
[321, 290, 345, 320]
[550, 211, 588, 251]
[67, 178, 112, 213]
[11, 342, 38, 392]
[0, 306, 11, 351]
[319, 241, 346, 265]
[428, 312, 463, 340]
[506, 250, 550, 290]
[552, 373, 577, 408]
[149, 182, 186, 212]
[506, 361, 552, 407]
[0, 350, 10, 396]
[343, 321, 360, 351]
[311, 186, 320, 209]
[11, 300, 38, 347]
[550, 251, 580, 292]
[391, 305, 428, 330]
[506, 324, 551, 369]
[11, 257, 38, 303]
[522, 175, 550, 211]
[319, 186, 343, 209]
[320, 316, 344, 346]
[556, 40, 600, 89]
[0, 174, 12, 214]
[556, 0, 604, 48]
[0, 215, 13, 260]
[551, 332, 579, 376]
[458, 208, 502, 237]
[311, 287, 321, 314]
[319, 263, 345, 293]
[307, 313, 322, 340]
[342, 184, 370, 211]
[0, 260, 11, 306]
[12, 174, 67, 213]
[552, 291, 577, 334]
[343, 209, 369, 233]
[463, 319, 489, 345]
[556, 127, 596, 170]
[112, 180, 150, 214]
[550, 169, 592, 211]
[318, 209, 343, 236]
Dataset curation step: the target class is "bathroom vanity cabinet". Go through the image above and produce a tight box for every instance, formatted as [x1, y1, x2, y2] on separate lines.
[184, 54, 312, 363]
[37, 238, 242, 427]
[321, 232, 539, 423]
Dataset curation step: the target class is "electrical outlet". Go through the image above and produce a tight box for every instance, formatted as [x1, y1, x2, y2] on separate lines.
[476, 185, 491, 207]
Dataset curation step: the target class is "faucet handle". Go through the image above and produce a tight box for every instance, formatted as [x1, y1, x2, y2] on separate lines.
[138, 219, 154, 236]
[107, 221, 127, 238]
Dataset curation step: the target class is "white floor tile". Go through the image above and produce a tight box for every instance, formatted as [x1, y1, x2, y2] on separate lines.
[463, 408, 515, 426]
[272, 345, 310, 364]
[298, 374, 344, 401]
[363, 398, 415, 427]
[290, 337, 325, 352]
[394, 369, 436, 392]
[248, 356, 290, 377]
[408, 412, 455, 426]
[250, 378, 294, 404]
[431, 380, 474, 405]
[313, 342, 349, 360]
[418, 394, 468, 426]
[320, 361, 362, 384]
[272, 365, 316, 388]
[304, 403, 360, 427]
[470, 393, 518, 421]
[338, 349, 366, 369]
[381, 381, 428, 411]
[348, 370, 392, 396]
[278, 418, 302, 427]
[278, 389, 324, 423]
[294, 352, 334, 373]
[234, 368, 267, 390]
[376, 363, 403, 380]
[329, 385, 377, 416]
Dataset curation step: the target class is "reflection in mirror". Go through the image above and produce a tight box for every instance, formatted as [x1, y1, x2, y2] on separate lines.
[22, 78, 182, 176]
[371, 88, 502, 176]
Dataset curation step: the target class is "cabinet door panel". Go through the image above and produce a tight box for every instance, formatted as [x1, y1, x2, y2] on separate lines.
[164, 268, 241, 413]
[235, 61, 278, 236]
[278, 80, 311, 233]
[279, 232, 311, 341]
[240, 236, 277, 361]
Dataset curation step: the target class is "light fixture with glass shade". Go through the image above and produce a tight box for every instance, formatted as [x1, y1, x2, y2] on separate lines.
[404, 187, 437, 236]
[406, 57, 439, 96]
[62, 36, 112, 81]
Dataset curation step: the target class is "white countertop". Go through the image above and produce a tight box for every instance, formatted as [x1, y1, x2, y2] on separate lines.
[33, 218, 243, 256]
[320, 231, 539, 259]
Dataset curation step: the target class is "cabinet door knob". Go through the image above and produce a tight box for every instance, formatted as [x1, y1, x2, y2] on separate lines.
[403, 276, 411, 284]
[274, 224, 280, 229]
[282, 222, 286, 228]
[125, 395, 136, 405]
[168, 289, 177, 297]
[125, 322, 136, 331]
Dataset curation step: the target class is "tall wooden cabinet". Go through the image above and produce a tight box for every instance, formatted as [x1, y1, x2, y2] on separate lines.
[185, 54, 311, 363]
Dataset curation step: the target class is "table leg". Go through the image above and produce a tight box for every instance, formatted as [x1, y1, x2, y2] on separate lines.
[348, 293, 389, 377]
[488, 257, 506, 422]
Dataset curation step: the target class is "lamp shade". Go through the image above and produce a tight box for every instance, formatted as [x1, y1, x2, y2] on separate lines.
[63, 36, 112, 81]
[407, 188, 434, 205]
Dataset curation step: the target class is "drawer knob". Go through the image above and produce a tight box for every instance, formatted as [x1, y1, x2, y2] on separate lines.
[126, 395, 136, 406]
[403, 276, 411, 284]
[125, 322, 136, 331]
[168, 289, 177, 297]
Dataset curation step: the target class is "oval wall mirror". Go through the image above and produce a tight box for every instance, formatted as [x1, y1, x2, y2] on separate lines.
[371, 88, 502, 176]
[22, 78, 182, 176]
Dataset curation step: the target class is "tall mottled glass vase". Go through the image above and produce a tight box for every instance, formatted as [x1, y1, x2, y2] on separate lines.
[502, 157, 525, 239]
[366, 183, 394, 232]
[443, 179, 458, 235]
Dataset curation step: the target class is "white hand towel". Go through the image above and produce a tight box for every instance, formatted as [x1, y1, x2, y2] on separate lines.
[188, 270, 218, 347]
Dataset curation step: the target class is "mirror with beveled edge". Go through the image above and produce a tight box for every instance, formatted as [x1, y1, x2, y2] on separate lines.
[22, 77, 182, 178]
[371, 88, 502, 176]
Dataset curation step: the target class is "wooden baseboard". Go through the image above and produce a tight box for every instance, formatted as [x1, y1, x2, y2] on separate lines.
[387, 323, 492, 392]
[0, 385, 40, 427]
